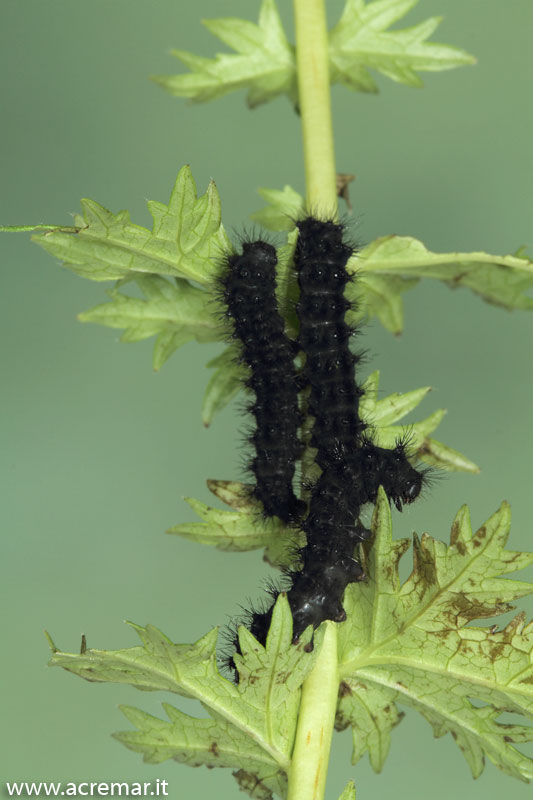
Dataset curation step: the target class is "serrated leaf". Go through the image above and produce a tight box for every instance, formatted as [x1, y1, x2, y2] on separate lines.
[49, 596, 319, 798]
[78, 274, 222, 368]
[358, 371, 478, 473]
[33, 166, 230, 285]
[337, 490, 533, 780]
[206, 479, 257, 510]
[232, 767, 286, 800]
[168, 496, 281, 554]
[329, 0, 476, 93]
[250, 186, 305, 231]
[335, 680, 404, 772]
[358, 234, 533, 312]
[168, 483, 301, 566]
[153, 0, 474, 110]
[202, 347, 245, 426]
[337, 781, 356, 800]
[354, 273, 419, 334]
[153, 0, 297, 109]
[176, 369, 475, 564]
[114, 703, 279, 776]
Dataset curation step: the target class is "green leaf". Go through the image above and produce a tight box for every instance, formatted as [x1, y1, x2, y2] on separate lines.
[358, 234, 533, 312]
[337, 491, 533, 780]
[251, 186, 305, 231]
[33, 166, 230, 285]
[202, 347, 244, 426]
[359, 371, 479, 473]
[153, 0, 297, 109]
[337, 782, 356, 800]
[114, 703, 281, 778]
[78, 275, 221, 369]
[168, 480, 302, 565]
[239, 210, 533, 334]
[336, 679, 404, 772]
[49, 596, 320, 800]
[170, 370, 475, 577]
[152, 0, 474, 110]
[329, 0, 476, 93]
[352, 273, 419, 334]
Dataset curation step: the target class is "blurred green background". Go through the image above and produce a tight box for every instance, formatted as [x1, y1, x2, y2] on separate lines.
[1, 1, 532, 797]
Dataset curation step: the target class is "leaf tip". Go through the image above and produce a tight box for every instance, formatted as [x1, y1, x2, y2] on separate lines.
[44, 630, 58, 653]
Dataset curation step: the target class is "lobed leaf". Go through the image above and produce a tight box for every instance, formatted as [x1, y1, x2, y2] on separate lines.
[152, 0, 297, 108]
[337, 491, 533, 780]
[359, 371, 479, 473]
[168, 480, 302, 566]
[202, 347, 245, 426]
[251, 186, 305, 231]
[49, 596, 320, 800]
[154, 0, 474, 108]
[358, 234, 533, 312]
[33, 166, 230, 286]
[337, 782, 356, 800]
[329, 0, 476, 93]
[252, 189, 533, 333]
[79, 275, 221, 370]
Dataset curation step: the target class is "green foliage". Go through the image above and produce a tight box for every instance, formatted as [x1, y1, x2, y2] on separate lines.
[153, 0, 296, 108]
[4, 2, 531, 794]
[49, 493, 533, 794]
[336, 492, 533, 782]
[169, 368, 478, 567]
[329, 0, 475, 92]
[254, 184, 533, 329]
[153, 0, 474, 108]
[337, 782, 356, 800]
[49, 597, 322, 800]
[33, 165, 230, 285]
[12, 168, 531, 380]
[168, 481, 297, 566]
[78, 275, 220, 371]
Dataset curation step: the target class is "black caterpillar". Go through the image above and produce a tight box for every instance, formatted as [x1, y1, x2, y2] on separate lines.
[220, 219, 429, 675]
[218, 239, 305, 523]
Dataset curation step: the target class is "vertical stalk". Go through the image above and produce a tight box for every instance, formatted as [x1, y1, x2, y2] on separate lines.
[287, 623, 339, 800]
[289, 6, 341, 800]
[293, 0, 338, 215]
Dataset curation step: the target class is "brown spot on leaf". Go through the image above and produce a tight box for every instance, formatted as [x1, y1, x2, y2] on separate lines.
[339, 681, 353, 698]
[335, 712, 350, 731]
[209, 741, 220, 757]
[233, 770, 275, 800]
[450, 271, 467, 286]
[472, 525, 487, 548]
[450, 519, 461, 547]
[486, 641, 506, 660]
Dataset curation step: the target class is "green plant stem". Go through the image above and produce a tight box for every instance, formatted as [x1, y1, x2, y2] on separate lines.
[289, 5, 341, 800]
[293, 0, 338, 215]
[287, 623, 339, 800]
